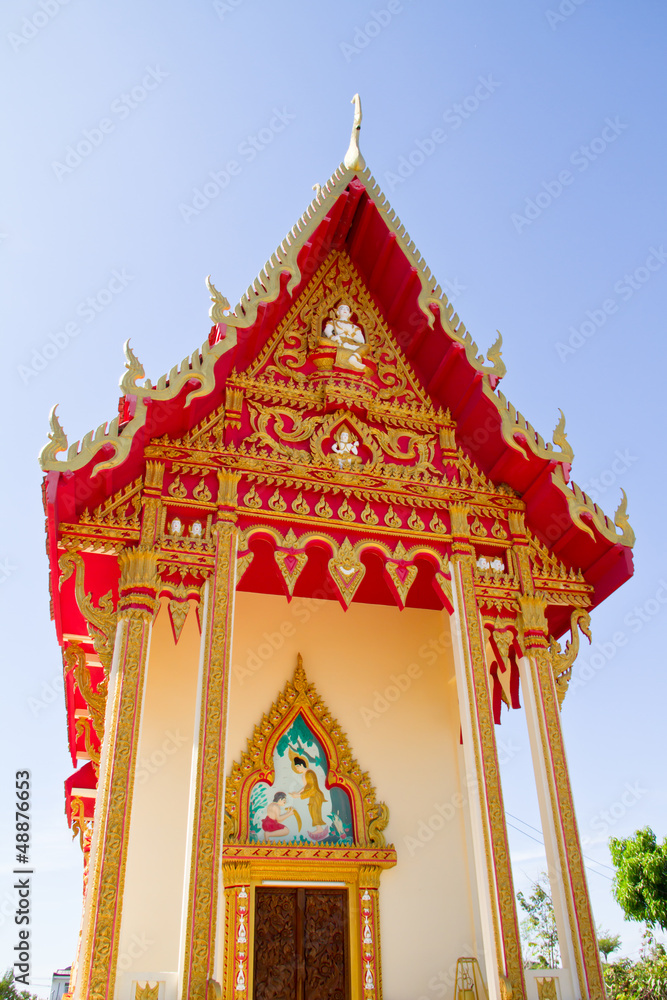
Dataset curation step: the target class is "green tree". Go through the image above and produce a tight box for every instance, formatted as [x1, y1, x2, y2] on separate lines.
[598, 928, 622, 962]
[517, 873, 560, 968]
[0, 970, 40, 1000]
[603, 950, 667, 1000]
[610, 827, 667, 932]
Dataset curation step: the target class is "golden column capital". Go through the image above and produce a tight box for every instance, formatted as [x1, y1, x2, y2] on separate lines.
[222, 862, 251, 887]
[449, 503, 470, 538]
[217, 469, 241, 507]
[117, 547, 160, 618]
[144, 459, 165, 492]
[507, 510, 526, 536]
[518, 594, 549, 650]
[358, 865, 382, 890]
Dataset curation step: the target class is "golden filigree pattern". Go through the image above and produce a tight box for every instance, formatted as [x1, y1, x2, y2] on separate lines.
[328, 538, 366, 607]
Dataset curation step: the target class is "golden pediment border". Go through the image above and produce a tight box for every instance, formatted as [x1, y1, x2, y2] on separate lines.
[224, 655, 392, 852]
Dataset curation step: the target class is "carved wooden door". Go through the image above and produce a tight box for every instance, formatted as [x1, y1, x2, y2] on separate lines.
[253, 887, 349, 1000]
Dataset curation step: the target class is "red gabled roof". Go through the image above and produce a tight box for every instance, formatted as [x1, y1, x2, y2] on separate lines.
[40, 160, 634, 620]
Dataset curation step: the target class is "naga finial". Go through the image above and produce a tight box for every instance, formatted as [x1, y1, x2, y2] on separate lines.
[344, 93, 365, 171]
[312, 183, 322, 199]
[552, 409, 574, 464]
[206, 274, 232, 324]
[120, 339, 146, 393]
[40, 404, 69, 466]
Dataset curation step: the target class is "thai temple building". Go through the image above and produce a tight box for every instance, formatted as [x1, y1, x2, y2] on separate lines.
[40, 98, 634, 1000]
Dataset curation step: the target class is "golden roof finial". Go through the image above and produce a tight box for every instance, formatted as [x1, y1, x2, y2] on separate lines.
[344, 93, 365, 172]
[40, 404, 69, 464]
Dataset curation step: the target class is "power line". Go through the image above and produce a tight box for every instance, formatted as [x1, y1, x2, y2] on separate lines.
[506, 818, 613, 881]
[506, 811, 616, 873]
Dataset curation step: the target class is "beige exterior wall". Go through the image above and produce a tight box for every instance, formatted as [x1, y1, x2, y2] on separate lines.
[115, 600, 201, 997]
[229, 591, 482, 999]
[107, 589, 483, 999]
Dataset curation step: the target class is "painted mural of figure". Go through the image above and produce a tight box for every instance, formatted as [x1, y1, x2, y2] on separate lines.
[322, 302, 367, 371]
[289, 755, 328, 838]
[261, 792, 296, 840]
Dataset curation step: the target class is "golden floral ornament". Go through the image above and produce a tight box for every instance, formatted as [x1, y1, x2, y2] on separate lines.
[337, 497, 356, 521]
[430, 511, 446, 533]
[274, 532, 309, 598]
[236, 549, 254, 587]
[384, 506, 401, 529]
[433, 571, 454, 614]
[168, 473, 187, 499]
[291, 492, 310, 516]
[314, 496, 333, 518]
[361, 502, 379, 525]
[407, 509, 425, 531]
[167, 584, 191, 642]
[193, 477, 213, 502]
[243, 484, 262, 509]
[470, 516, 488, 537]
[384, 549, 418, 609]
[328, 537, 366, 608]
[492, 518, 508, 540]
[268, 488, 287, 512]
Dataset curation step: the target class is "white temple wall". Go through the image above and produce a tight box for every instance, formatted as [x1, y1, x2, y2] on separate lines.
[229, 591, 481, 1000]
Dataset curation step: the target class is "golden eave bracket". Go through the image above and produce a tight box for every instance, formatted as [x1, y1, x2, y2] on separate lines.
[551, 468, 635, 548]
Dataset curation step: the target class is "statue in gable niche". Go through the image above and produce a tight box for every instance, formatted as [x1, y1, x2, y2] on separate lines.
[321, 301, 368, 371]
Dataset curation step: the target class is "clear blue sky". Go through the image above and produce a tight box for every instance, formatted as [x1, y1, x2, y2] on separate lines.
[1, 0, 666, 993]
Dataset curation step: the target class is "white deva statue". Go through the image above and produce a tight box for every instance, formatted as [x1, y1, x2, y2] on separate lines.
[322, 302, 367, 371]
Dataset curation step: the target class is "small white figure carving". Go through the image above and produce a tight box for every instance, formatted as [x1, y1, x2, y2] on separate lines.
[190, 520, 202, 538]
[235, 960, 246, 992]
[170, 517, 182, 536]
[363, 914, 373, 944]
[332, 428, 360, 470]
[477, 556, 504, 572]
[237, 912, 247, 944]
[364, 962, 375, 990]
